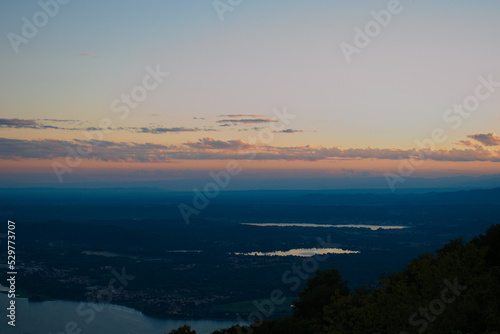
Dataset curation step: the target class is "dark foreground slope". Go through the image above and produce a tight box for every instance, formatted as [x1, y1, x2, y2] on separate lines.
[172, 224, 500, 334]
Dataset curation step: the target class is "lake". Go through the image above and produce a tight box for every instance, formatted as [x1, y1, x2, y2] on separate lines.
[0, 293, 242, 334]
[234, 247, 360, 256]
[241, 223, 408, 230]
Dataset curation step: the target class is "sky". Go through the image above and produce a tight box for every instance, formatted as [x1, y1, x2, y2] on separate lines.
[0, 0, 499, 190]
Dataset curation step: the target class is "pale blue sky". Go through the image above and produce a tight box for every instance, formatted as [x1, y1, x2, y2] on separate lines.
[1, 0, 499, 149]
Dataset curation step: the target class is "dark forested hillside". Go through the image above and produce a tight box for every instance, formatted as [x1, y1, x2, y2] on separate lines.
[171, 224, 500, 334]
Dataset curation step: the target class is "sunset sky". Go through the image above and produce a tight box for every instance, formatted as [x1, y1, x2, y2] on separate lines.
[1, 0, 499, 189]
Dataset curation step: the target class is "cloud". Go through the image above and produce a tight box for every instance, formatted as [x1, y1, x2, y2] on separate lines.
[424, 147, 496, 162]
[80, 53, 100, 58]
[216, 114, 277, 124]
[184, 137, 253, 150]
[217, 118, 278, 124]
[42, 119, 82, 123]
[456, 140, 483, 149]
[238, 127, 265, 132]
[457, 140, 475, 147]
[0, 137, 499, 163]
[273, 129, 303, 134]
[468, 133, 500, 146]
[0, 118, 214, 134]
[137, 127, 217, 134]
[0, 118, 66, 130]
[0, 118, 90, 130]
[0, 138, 181, 163]
[0, 118, 39, 128]
[137, 127, 199, 134]
[0, 138, 73, 160]
[341, 168, 371, 177]
[219, 114, 267, 118]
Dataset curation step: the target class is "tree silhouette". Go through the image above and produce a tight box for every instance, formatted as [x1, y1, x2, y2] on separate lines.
[168, 324, 197, 334]
[211, 224, 500, 334]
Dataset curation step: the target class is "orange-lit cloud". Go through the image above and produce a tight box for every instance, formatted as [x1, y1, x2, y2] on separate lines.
[468, 133, 500, 146]
[1, 137, 499, 163]
[457, 140, 476, 147]
[184, 137, 253, 150]
[80, 52, 100, 58]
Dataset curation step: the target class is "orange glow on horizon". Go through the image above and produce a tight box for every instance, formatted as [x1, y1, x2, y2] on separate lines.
[1, 158, 498, 179]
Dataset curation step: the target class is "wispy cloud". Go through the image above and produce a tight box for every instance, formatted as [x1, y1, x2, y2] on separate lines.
[0, 118, 64, 130]
[1, 118, 90, 130]
[0, 118, 215, 134]
[457, 140, 475, 147]
[238, 127, 265, 132]
[134, 127, 217, 134]
[219, 114, 267, 118]
[80, 52, 100, 58]
[136, 127, 199, 134]
[273, 129, 303, 134]
[216, 114, 277, 124]
[456, 140, 482, 149]
[0, 118, 39, 128]
[217, 118, 278, 124]
[42, 119, 83, 123]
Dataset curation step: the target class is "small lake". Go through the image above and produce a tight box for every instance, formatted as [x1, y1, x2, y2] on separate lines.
[234, 247, 360, 257]
[241, 223, 408, 230]
[0, 294, 242, 334]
